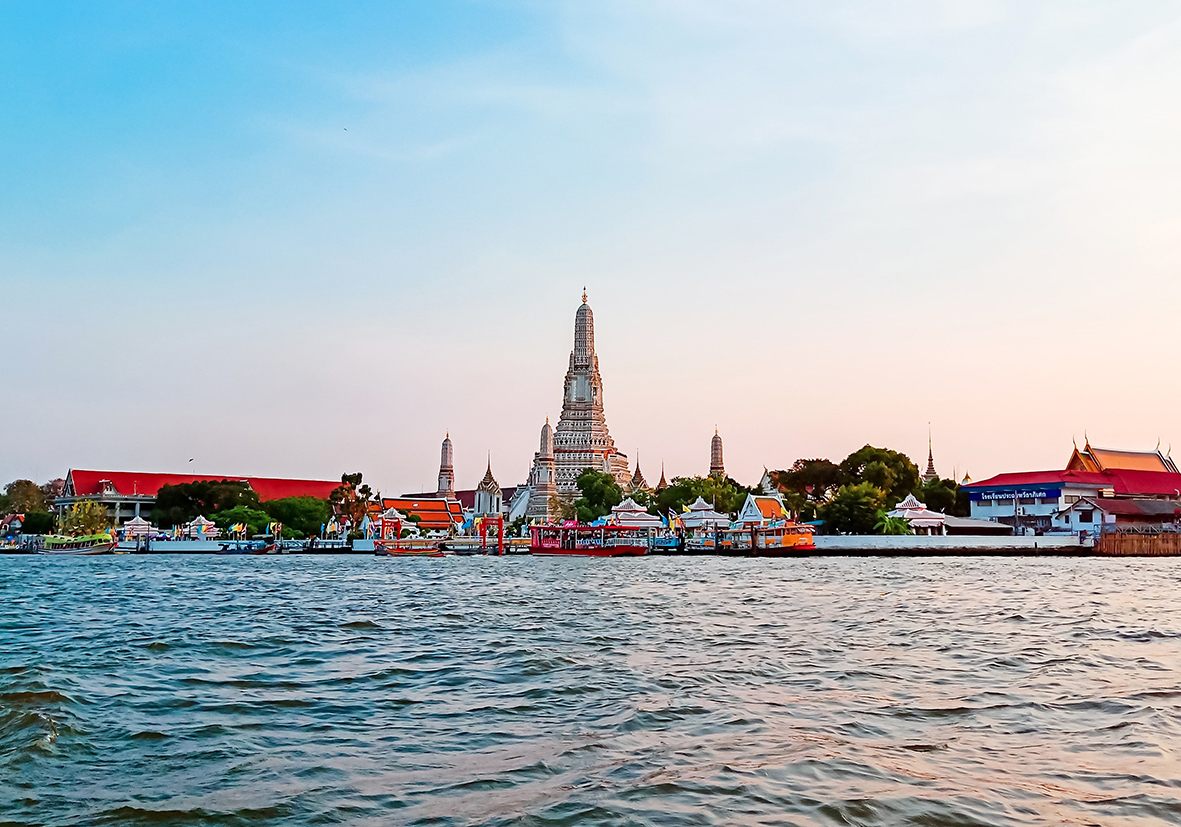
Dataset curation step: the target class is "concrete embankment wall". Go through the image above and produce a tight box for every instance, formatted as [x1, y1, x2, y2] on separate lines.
[813, 535, 1093, 555]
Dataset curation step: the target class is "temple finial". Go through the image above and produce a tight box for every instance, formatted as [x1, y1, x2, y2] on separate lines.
[581, 287, 587, 303]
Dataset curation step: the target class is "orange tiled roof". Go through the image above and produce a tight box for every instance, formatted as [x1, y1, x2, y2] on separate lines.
[752, 496, 786, 519]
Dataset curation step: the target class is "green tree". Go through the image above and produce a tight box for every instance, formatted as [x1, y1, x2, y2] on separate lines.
[874, 510, 913, 535]
[211, 506, 274, 537]
[818, 482, 886, 534]
[781, 490, 806, 521]
[771, 459, 845, 504]
[652, 475, 753, 518]
[61, 501, 110, 536]
[0, 492, 10, 516]
[152, 480, 261, 527]
[21, 513, 54, 534]
[5, 480, 46, 513]
[263, 496, 331, 538]
[839, 446, 920, 506]
[920, 477, 956, 514]
[627, 487, 654, 510]
[574, 469, 623, 523]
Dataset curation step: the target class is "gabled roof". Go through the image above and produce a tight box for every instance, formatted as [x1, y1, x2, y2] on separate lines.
[1067, 443, 1177, 474]
[381, 497, 464, 529]
[1065, 497, 1181, 517]
[747, 495, 787, 520]
[64, 470, 340, 501]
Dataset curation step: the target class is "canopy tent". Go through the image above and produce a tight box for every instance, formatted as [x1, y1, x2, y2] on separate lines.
[887, 494, 946, 533]
[611, 497, 663, 528]
[678, 496, 732, 530]
[186, 514, 221, 539]
[123, 515, 153, 538]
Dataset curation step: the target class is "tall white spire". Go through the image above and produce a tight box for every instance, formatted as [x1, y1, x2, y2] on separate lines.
[437, 433, 455, 498]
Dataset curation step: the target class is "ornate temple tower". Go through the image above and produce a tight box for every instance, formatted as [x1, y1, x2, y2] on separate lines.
[437, 433, 455, 499]
[474, 459, 502, 516]
[922, 428, 938, 483]
[626, 453, 648, 493]
[551, 292, 629, 493]
[710, 429, 725, 476]
[526, 419, 558, 520]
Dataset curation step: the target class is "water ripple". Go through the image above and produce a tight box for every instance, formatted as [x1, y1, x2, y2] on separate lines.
[2, 555, 1181, 825]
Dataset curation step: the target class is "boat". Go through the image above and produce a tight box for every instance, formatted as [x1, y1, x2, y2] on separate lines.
[374, 539, 444, 557]
[751, 523, 816, 555]
[686, 523, 815, 556]
[38, 533, 117, 555]
[529, 524, 650, 557]
[217, 539, 277, 554]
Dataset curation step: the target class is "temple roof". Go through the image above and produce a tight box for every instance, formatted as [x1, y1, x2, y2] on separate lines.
[1067, 441, 1177, 474]
[477, 461, 501, 494]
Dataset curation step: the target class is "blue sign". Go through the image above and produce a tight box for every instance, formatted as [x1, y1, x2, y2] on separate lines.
[970, 488, 1061, 501]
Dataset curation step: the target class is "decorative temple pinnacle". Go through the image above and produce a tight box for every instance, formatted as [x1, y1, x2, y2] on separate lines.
[582, 287, 587, 303]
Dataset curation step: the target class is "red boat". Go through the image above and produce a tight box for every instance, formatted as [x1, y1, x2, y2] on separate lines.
[529, 524, 650, 557]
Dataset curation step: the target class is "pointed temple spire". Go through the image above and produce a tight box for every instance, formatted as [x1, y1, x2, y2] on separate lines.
[922, 425, 937, 482]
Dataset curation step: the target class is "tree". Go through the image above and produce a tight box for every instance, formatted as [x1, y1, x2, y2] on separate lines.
[40, 479, 65, 508]
[61, 501, 110, 536]
[818, 482, 886, 534]
[839, 446, 920, 506]
[5, 480, 45, 513]
[21, 513, 53, 535]
[263, 496, 331, 538]
[651, 475, 753, 518]
[772, 459, 845, 504]
[781, 490, 806, 521]
[211, 506, 274, 538]
[153, 480, 261, 527]
[329, 473, 375, 535]
[874, 511, 913, 535]
[0, 492, 10, 517]
[574, 469, 623, 523]
[918, 477, 972, 517]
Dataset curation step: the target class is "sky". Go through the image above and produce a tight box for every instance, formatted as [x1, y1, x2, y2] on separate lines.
[4, 1, 1181, 494]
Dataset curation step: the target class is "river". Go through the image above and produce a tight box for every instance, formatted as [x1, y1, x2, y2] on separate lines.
[2, 555, 1179, 825]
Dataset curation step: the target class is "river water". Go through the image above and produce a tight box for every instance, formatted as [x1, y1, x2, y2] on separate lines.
[2, 555, 1180, 826]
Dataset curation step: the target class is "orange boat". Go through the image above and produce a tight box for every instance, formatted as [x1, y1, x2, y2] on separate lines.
[374, 539, 444, 558]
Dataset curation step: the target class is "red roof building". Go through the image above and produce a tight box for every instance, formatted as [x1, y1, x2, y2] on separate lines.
[57, 469, 342, 526]
[379, 497, 464, 533]
[964, 442, 1181, 533]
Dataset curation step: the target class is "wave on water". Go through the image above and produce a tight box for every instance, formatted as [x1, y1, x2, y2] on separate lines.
[1, 555, 1181, 826]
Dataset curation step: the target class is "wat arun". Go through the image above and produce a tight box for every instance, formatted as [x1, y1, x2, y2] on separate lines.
[526, 292, 629, 519]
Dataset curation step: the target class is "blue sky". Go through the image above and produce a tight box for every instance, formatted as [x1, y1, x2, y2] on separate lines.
[4, 1, 1181, 493]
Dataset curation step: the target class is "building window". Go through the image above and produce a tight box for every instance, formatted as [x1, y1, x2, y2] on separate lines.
[1078, 510, 1093, 523]
[1039, 497, 1057, 506]
[1018, 497, 1035, 506]
[1064, 495, 1080, 505]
